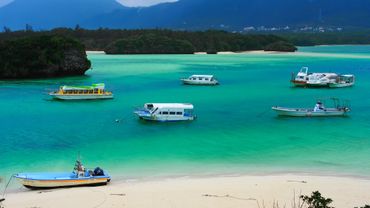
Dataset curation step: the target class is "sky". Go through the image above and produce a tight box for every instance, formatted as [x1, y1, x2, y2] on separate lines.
[0, 0, 12, 7]
[0, 0, 177, 7]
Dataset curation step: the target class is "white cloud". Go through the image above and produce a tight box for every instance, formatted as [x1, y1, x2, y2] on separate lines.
[116, 0, 177, 7]
[0, 0, 13, 7]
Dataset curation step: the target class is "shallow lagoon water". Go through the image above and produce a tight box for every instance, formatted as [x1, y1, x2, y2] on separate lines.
[1, 45, 370, 183]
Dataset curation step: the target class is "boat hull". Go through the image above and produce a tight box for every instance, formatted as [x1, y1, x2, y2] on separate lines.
[18, 178, 109, 189]
[328, 83, 354, 88]
[50, 94, 113, 100]
[181, 79, 218, 85]
[272, 107, 348, 117]
[135, 113, 195, 122]
[15, 172, 111, 189]
[292, 81, 331, 88]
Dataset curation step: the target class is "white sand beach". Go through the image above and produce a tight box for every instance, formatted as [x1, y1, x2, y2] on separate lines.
[4, 174, 370, 208]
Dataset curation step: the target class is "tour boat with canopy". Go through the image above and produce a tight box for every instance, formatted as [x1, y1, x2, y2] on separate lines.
[272, 98, 350, 117]
[49, 83, 113, 100]
[15, 158, 111, 189]
[134, 103, 195, 122]
[181, 75, 219, 85]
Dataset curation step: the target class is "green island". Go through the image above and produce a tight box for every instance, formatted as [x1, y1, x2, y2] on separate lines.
[0, 35, 91, 79]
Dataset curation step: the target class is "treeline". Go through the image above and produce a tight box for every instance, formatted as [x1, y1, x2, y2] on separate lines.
[0, 28, 297, 53]
[279, 30, 370, 46]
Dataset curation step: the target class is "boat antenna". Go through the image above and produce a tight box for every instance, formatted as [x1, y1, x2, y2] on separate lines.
[2, 174, 15, 200]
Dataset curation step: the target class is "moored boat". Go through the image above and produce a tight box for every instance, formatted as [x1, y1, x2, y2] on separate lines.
[15, 159, 110, 189]
[181, 75, 219, 85]
[272, 99, 350, 117]
[328, 75, 355, 88]
[134, 103, 195, 122]
[49, 83, 113, 100]
[291, 67, 338, 88]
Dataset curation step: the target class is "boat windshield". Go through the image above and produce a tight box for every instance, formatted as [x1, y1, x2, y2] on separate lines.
[184, 109, 193, 117]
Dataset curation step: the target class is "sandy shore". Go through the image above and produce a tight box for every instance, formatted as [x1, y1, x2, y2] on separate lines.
[4, 174, 370, 208]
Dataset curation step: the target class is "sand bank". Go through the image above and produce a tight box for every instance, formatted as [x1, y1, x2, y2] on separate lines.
[4, 174, 370, 208]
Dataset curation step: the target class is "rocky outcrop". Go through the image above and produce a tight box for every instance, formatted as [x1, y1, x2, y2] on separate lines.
[0, 35, 91, 79]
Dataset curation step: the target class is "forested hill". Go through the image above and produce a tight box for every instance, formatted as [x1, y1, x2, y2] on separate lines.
[0, 35, 91, 79]
[1, 0, 370, 30]
[0, 29, 297, 53]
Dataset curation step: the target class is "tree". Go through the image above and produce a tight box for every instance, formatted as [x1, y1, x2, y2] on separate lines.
[2, 26, 11, 33]
[300, 191, 333, 208]
[25, 24, 33, 32]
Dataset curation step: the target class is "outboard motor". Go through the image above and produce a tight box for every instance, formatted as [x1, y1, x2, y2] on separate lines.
[93, 167, 105, 176]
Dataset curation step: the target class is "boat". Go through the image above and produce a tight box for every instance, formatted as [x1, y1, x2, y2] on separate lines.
[15, 159, 111, 189]
[49, 83, 113, 100]
[134, 103, 195, 122]
[181, 75, 219, 85]
[291, 67, 338, 87]
[328, 75, 355, 88]
[272, 98, 350, 117]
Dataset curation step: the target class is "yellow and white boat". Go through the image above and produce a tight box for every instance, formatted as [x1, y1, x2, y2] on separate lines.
[15, 159, 111, 189]
[49, 83, 113, 100]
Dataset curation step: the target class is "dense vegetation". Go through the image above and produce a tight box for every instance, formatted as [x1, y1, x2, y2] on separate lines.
[279, 30, 370, 46]
[105, 34, 195, 54]
[0, 28, 297, 54]
[264, 41, 297, 52]
[0, 35, 91, 79]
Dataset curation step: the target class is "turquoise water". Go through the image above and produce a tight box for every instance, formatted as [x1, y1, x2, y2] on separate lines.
[1, 45, 370, 185]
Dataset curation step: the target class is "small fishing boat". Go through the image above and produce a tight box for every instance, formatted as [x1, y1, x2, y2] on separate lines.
[15, 159, 110, 189]
[291, 67, 338, 87]
[181, 75, 219, 85]
[134, 103, 195, 122]
[272, 98, 350, 117]
[328, 75, 355, 88]
[49, 83, 113, 100]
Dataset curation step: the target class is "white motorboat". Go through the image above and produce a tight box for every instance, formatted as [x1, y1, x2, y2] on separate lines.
[272, 98, 350, 117]
[291, 67, 338, 87]
[328, 75, 355, 88]
[181, 75, 219, 85]
[15, 159, 110, 189]
[134, 103, 195, 122]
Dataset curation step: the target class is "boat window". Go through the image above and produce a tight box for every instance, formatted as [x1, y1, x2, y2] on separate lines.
[184, 109, 193, 117]
[170, 112, 176, 115]
[147, 104, 154, 109]
[205, 78, 209, 81]
[199, 78, 203, 80]
[176, 112, 183, 115]
[162, 111, 169, 115]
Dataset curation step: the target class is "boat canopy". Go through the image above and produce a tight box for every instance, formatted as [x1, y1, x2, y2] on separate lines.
[190, 75, 214, 79]
[145, 103, 194, 110]
[62, 83, 105, 91]
[340, 74, 355, 78]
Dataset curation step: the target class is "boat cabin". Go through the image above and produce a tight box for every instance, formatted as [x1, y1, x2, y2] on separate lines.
[181, 75, 218, 85]
[187, 75, 215, 82]
[135, 103, 195, 121]
[59, 83, 107, 95]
